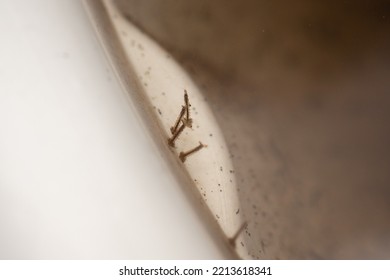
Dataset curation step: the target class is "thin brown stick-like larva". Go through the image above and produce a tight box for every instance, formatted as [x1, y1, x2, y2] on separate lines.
[228, 221, 248, 248]
[168, 121, 186, 147]
[183, 90, 193, 128]
[179, 142, 206, 162]
[170, 91, 192, 135]
[170, 105, 186, 134]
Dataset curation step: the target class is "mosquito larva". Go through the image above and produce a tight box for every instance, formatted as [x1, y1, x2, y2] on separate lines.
[169, 91, 192, 135]
[170, 106, 186, 134]
[168, 120, 186, 147]
[168, 91, 204, 159]
[179, 142, 206, 162]
[183, 90, 193, 128]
